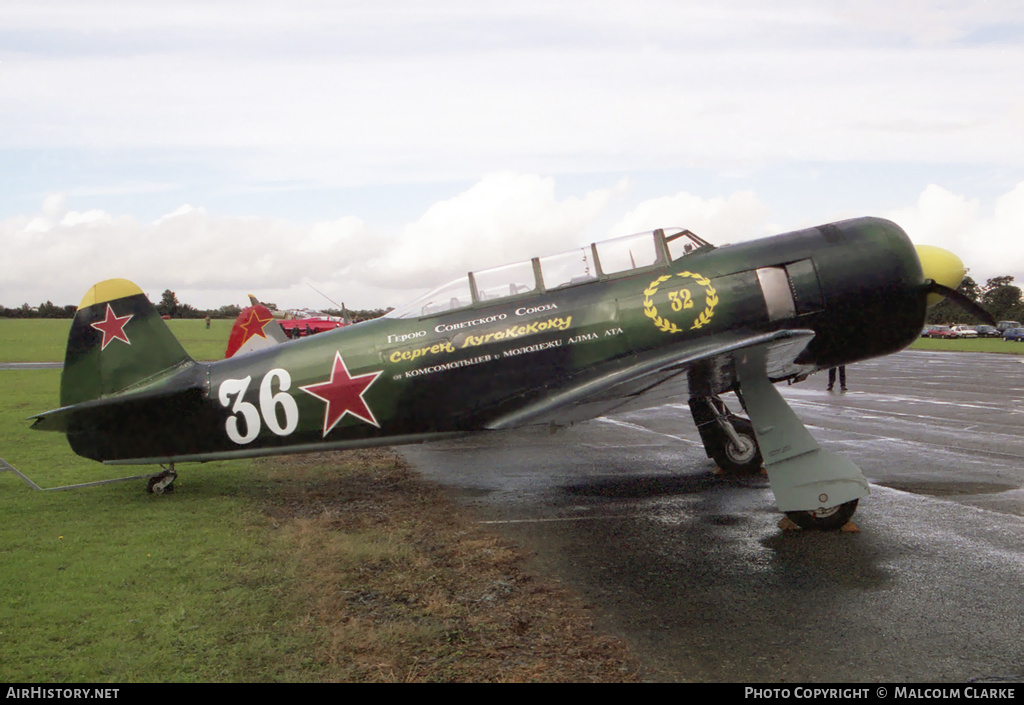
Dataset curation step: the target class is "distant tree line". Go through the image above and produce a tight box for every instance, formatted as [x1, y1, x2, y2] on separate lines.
[0, 301, 78, 318]
[926, 275, 1024, 325]
[153, 290, 241, 320]
[1, 289, 393, 321]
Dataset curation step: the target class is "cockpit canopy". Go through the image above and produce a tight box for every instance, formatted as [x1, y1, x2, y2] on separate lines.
[387, 227, 712, 320]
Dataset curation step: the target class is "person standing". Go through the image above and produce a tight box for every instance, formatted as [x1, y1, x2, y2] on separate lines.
[827, 365, 847, 392]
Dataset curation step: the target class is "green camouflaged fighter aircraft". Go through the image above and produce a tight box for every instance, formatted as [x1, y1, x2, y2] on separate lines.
[24, 216, 984, 529]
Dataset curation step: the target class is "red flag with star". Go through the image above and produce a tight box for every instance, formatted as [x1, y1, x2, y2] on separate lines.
[300, 352, 383, 435]
[90, 303, 133, 350]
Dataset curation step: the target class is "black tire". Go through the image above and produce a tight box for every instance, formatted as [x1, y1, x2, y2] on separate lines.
[711, 416, 762, 475]
[785, 499, 859, 531]
[146, 474, 175, 494]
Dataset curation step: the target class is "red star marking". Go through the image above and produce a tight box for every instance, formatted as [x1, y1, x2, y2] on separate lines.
[300, 352, 383, 436]
[90, 303, 133, 351]
[238, 307, 274, 345]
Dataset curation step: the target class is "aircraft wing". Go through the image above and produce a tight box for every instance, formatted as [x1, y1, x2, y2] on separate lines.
[485, 329, 815, 429]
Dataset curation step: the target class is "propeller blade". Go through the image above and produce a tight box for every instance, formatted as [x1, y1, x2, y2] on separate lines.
[924, 281, 997, 326]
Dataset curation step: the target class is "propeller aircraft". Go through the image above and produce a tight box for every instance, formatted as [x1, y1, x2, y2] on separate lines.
[223, 297, 346, 355]
[23, 216, 984, 529]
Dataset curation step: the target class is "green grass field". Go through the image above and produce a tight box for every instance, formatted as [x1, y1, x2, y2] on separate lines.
[0, 318, 235, 362]
[910, 336, 1024, 354]
[0, 367, 322, 681]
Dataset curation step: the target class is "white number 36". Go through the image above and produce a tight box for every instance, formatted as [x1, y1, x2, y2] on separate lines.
[218, 369, 299, 444]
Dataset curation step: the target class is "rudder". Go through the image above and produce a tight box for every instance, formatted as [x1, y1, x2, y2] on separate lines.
[61, 279, 195, 406]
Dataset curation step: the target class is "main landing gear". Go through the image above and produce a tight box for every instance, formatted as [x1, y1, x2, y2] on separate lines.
[146, 464, 177, 494]
[689, 396, 763, 476]
[688, 390, 866, 531]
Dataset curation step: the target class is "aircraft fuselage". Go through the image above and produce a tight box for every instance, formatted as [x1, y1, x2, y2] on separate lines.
[60, 217, 926, 464]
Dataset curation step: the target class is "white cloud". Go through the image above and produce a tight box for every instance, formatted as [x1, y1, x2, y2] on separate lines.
[889, 183, 1024, 287]
[369, 173, 624, 288]
[888, 185, 980, 249]
[0, 174, 621, 309]
[610, 191, 772, 244]
[6, 176, 1020, 313]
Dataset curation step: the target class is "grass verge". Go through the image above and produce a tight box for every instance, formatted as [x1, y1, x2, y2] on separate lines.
[0, 319, 234, 362]
[910, 337, 1024, 354]
[252, 450, 638, 681]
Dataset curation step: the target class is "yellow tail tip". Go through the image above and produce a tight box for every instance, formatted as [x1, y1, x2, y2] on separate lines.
[77, 279, 145, 310]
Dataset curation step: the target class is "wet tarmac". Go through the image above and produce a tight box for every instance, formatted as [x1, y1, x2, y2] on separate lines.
[401, 350, 1024, 682]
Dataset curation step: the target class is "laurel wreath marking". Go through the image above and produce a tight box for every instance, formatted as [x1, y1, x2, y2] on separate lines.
[643, 271, 718, 333]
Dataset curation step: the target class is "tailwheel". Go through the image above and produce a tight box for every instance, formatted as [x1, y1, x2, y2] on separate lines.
[785, 499, 859, 531]
[146, 465, 177, 494]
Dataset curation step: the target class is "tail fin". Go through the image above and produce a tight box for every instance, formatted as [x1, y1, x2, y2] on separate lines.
[61, 279, 194, 406]
[224, 303, 289, 358]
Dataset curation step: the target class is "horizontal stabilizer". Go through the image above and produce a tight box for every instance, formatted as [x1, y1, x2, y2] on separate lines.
[31, 365, 212, 462]
[31, 363, 205, 433]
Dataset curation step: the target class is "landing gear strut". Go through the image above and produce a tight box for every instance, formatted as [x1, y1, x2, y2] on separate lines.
[689, 395, 763, 475]
[146, 464, 177, 494]
[731, 346, 869, 530]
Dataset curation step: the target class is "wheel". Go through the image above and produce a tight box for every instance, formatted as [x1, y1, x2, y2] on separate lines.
[147, 473, 175, 494]
[712, 416, 763, 475]
[785, 499, 859, 531]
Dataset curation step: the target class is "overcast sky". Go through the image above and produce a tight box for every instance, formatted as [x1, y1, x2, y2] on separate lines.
[2, 0, 1022, 310]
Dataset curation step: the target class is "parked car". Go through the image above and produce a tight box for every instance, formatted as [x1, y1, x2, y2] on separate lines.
[922, 325, 958, 338]
[974, 325, 1002, 338]
[1003, 328, 1024, 342]
[997, 320, 1022, 333]
[950, 325, 978, 338]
